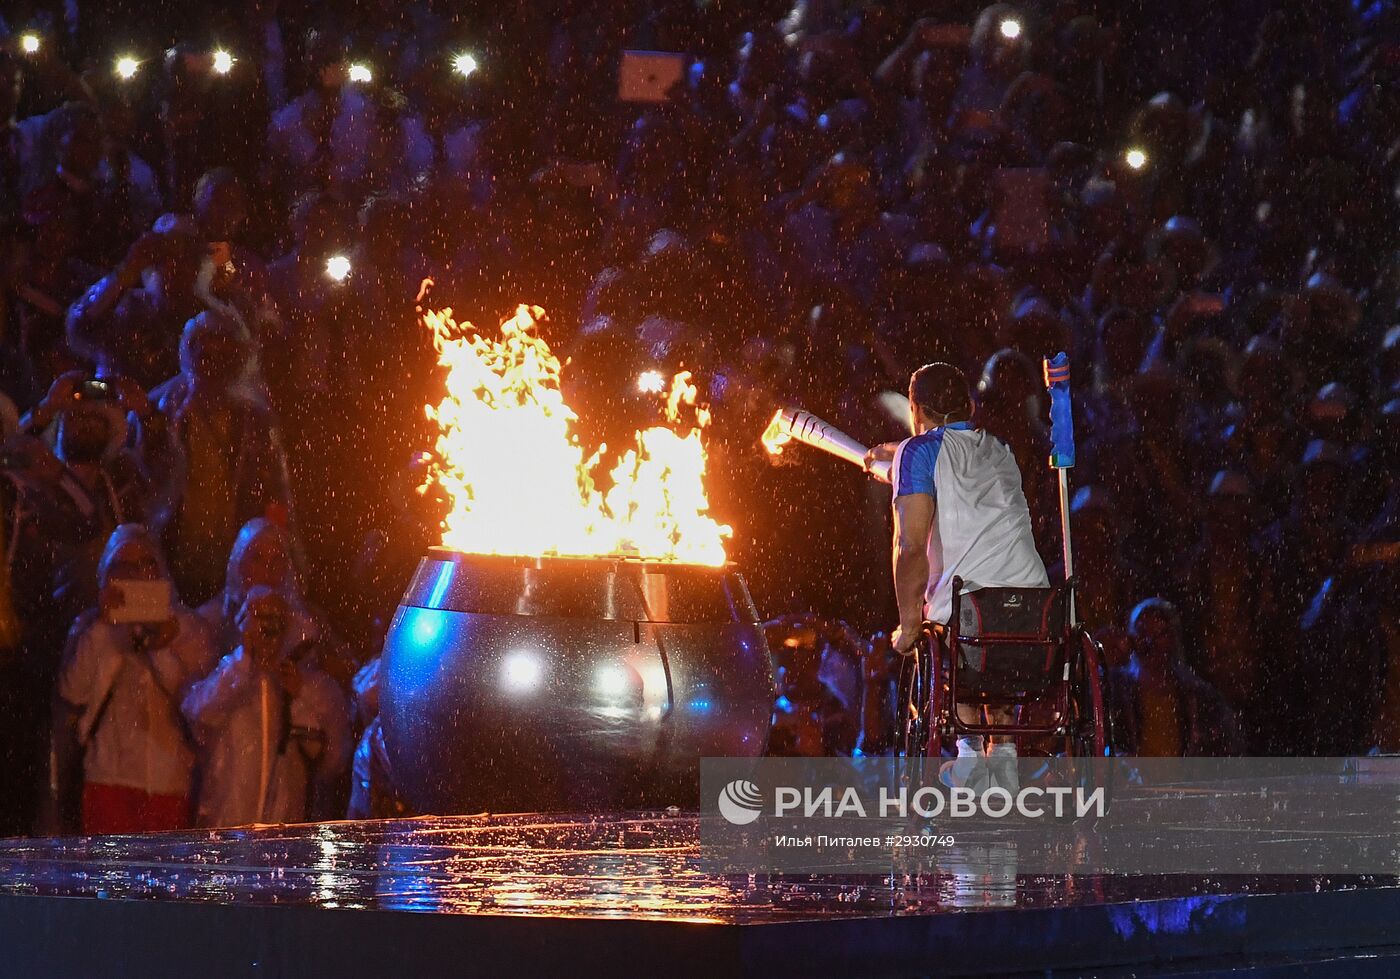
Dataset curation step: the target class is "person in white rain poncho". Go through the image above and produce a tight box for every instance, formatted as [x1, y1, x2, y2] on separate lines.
[53, 524, 217, 834]
[196, 517, 318, 659]
[181, 585, 350, 826]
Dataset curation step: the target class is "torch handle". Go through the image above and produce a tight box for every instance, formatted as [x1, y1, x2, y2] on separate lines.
[769, 408, 891, 481]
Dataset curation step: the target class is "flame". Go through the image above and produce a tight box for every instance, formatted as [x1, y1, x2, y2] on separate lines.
[421, 302, 729, 565]
[760, 409, 793, 457]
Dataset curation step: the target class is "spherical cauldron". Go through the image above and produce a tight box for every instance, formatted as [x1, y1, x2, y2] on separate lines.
[379, 549, 774, 813]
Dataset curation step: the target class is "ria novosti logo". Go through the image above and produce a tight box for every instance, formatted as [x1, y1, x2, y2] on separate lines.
[717, 779, 764, 825]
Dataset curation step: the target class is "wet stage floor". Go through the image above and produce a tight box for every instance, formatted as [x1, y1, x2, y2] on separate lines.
[0, 809, 1389, 917]
[2, 811, 1400, 976]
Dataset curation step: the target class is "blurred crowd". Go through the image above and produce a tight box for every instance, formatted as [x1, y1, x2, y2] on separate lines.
[0, 0, 1398, 835]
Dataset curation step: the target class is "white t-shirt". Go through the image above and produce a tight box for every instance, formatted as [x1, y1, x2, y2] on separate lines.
[891, 422, 1048, 623]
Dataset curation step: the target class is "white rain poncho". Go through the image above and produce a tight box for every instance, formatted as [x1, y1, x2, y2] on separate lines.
[57, 525, 217, 797]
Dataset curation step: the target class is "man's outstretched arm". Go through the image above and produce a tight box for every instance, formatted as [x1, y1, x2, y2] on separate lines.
[892, 492, 935, 652]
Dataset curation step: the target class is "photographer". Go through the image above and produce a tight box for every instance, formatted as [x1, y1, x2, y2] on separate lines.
[181, 585, 350, 827]
[51, 524, 215, 834]
[17, 371, 155, 621]
[65, 217, 209, 389]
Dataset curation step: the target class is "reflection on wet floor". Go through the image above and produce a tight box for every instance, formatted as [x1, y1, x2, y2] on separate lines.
[0, 812, 1392, 921]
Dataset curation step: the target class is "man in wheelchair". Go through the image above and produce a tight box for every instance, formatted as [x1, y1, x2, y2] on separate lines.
[866, 362, 1049, 788]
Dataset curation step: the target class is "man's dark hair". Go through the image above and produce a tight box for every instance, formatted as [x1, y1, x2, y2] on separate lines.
[909, 362, 971, 422]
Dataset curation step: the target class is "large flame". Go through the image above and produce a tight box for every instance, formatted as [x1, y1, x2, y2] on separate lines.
[420, 301, 730, 566]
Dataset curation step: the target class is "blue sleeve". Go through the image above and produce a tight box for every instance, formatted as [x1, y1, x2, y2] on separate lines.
[893, 434, 941, 498]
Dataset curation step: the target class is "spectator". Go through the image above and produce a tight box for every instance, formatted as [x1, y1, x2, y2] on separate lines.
[65, 217, 210, 389]
[196, 516, 316, 658]
[1182, 471, 1266, 735]
[265, 29, 365, 203]
[16, 372, 155, 617]
[193, 167, 278, 343]
[51, 524, 215, 833]
[181, 585, 351, 826]
[5, 182, 97, 399]
[765, 615, 861, 756]
[149, 311, 292, 605]
[345, 655, 405, 819]
[1108, 598, 1242, 757]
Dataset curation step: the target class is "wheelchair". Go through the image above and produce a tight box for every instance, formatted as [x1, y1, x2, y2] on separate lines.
[897, 576, 1109, 762]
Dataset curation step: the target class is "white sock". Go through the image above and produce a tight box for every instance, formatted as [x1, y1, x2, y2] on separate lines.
[957, 736, 984, 757]
[948, 736, 990, 791]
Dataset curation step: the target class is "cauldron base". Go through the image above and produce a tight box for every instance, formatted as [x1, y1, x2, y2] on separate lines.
[381, 551, 774, 814]
[1, 814, 1398, 976]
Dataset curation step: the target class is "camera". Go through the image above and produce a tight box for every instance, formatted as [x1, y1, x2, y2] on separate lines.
[75, 379, 114, 402]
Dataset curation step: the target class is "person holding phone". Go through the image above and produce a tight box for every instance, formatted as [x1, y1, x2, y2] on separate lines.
[182, 585, 351, 827]
[65, 216, 208, 389]
[51, 524, 216, 834]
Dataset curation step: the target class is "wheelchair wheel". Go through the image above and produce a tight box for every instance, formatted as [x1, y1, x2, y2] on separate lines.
[1064, 629, 1108, 759]
[898, 643, 928, 759]
[1059, 629, 1112, 821]
[898, 633, 948, 760]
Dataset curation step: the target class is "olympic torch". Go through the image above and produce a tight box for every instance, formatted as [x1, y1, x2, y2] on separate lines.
[762, 408, 891, 481]
[1044, 352, 1077, 625]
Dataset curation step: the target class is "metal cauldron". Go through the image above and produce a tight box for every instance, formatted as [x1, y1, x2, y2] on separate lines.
[380, 549, 773, 813]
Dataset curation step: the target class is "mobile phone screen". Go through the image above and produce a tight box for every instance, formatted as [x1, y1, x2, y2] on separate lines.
[108, 579, 174, 624]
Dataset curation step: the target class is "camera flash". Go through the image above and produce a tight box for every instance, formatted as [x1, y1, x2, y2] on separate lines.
[325, 255, 352, 282]
[1125, 147, 1148, 170]
[999, 18, 1022, 40]
[115, 56, 140, 80]
[452, 53, 479, 78]
[20, 33, 40, 55]
[348, 62, 373, 83]
[212, 49, 235, 74]
[637, 369, 666, 394]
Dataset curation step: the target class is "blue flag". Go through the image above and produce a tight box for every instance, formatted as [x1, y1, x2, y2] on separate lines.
[1044, 352, 1075, 469]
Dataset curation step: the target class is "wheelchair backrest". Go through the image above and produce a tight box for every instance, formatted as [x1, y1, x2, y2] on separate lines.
[955, 585, 1065, 642]
[951, 584, 1066, 698]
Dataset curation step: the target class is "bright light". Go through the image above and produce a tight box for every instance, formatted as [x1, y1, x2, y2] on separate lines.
[452, 52, 479, 78]
[20, 34, 40, 55]
[324, 255, 352, 282]
[502, 651, 543, 693]
[211, 49, 235, 74]
[637, 369, 666, 394]
[595, 665, 630, 699]
[999, 18, 1022, 39]
[1125, 147, 1148, 170]
[348, 62, 373, 83]
[115, 56, 140, 81]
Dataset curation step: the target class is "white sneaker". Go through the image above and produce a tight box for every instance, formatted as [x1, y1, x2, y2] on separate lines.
[940, 756, 991, 793]
[987, 744, 1019, 795]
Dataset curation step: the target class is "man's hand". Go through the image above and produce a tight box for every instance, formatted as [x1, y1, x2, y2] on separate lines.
[864, 441, 898, 483]
[120, 231, 173, 284]
[100, 582, 127, 624]
[241, 619, 280, 672]
[41, 371, 85, 411]
[110, 374, 153, 418]
[148, 617, 178, 651]
[891, 623, 922, 654]
[237, 591, 289, 672]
